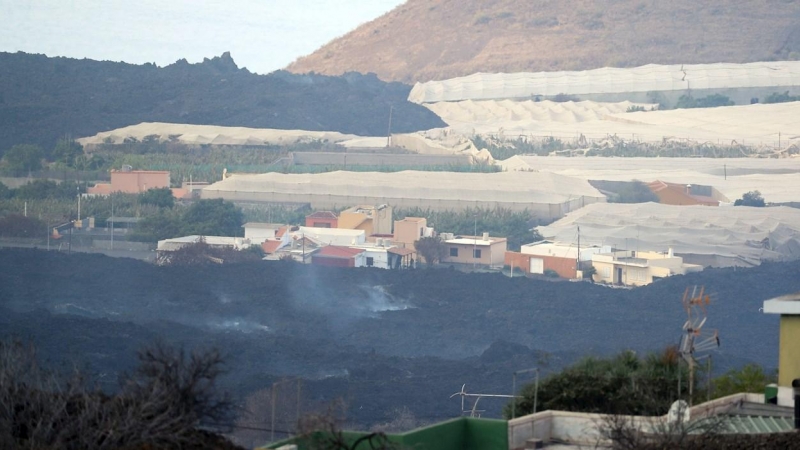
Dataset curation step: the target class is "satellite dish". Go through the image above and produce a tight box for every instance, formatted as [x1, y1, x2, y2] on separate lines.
[667, 400, 690, 424]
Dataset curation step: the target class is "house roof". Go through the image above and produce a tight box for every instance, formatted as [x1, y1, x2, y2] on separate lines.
[261, 240, 283, 254]
[388, 247, 415, 256]
[445, 235, 507, 246]
[314, 245, 365, 259]
[648, 180, 719, 205]
[305, 211, 338, 220]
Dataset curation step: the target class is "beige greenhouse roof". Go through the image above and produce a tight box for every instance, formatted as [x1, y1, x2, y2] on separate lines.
[77, 122, 359, 147]
[202, 170, 605, 205]
[536, 202, 800, 266]
[500, 156, 800, 204]
[424, 99, 800, 147]
[408, 61, 800, 104]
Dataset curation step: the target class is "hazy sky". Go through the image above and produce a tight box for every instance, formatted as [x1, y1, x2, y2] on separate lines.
[0, 0, 405, 74]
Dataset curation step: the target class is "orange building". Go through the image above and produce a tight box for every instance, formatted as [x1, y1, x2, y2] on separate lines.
[305, 211, 338, 228]
[647, 181, 725, 206]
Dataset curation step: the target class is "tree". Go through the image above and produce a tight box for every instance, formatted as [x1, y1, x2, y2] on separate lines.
[131, 210, 183, 242]
[711, 364, 775, 399]
[182, 198, 244, 237]
[0, 214, 46, 238]
[52, 137, 84, 166]
[610, 181, 659, 203]
[0, 338, 239, 449]
[2, 144, 43, 175]
[15, 179, 81, 200]
[414, 236, 447, 266]
[0, 181, 10, 199]
[140, 187, 175, 208]
[734, 190, 765, 207]
[506, 347, 689, 418]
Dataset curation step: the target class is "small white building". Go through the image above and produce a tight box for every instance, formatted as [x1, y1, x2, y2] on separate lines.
[297, 226, 366, 246]
[591, 248, 704, 286]
[157, 235, 253, 253]
[242, 222, 284, 242]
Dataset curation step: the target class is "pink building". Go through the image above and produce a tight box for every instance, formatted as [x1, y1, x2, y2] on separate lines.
[88, 169, 171, 195]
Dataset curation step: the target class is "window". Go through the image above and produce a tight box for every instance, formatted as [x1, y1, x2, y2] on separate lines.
[313, 222, 331, 228]
[449, 247, 458, 257]
[473, 249, 481, 258]
[366, 257, 374, 267]
[602, 267, 611, 278]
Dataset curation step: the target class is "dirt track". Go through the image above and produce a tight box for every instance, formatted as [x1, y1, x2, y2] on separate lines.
[1, 249, 798, 443]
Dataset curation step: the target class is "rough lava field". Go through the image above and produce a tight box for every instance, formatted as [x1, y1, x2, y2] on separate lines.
[1, 249, 797, 434]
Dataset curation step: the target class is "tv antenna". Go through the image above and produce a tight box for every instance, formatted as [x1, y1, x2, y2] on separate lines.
[679, 286, 720, 406]
[450, 384, 519, 418]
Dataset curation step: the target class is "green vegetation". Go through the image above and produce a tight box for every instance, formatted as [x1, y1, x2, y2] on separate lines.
[608, 181, 659, 203]
[762, 91, 800, 104]
[711, 363, 776, 398]
[473, 134, 761, 160]
[625, 105, 646, 112]
[1, 144, 44, 175]
[508, 348, 776, 418]
[139, 187, 175, 208]
[675, 93, 734, 109]
[414, 236, 448, 266]
[734, 190, 766, 207]
[395, 207, 542, 251]
[507, 348, 689, 417]
[130, 198, 244, 242]
[0, 214, 46, 238]
[0, 339, 236, 449]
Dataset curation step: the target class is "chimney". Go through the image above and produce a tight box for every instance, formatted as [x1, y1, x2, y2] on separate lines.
[482, 232, 489, 241]
[668, 247, 674, 258]
[793, 379, 800, 430]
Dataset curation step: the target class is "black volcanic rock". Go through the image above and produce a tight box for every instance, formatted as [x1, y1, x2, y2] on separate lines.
[0, 51, 445, 154]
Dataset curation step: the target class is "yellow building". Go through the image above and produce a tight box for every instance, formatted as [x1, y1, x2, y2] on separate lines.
[763, 293, 800, 387]
[393, 217, 433, 250]
[440, 233, 507, 268]
[338, 205, 393, 236]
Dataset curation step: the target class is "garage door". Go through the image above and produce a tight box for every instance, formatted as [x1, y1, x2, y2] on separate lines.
[529, 257, 544, 274]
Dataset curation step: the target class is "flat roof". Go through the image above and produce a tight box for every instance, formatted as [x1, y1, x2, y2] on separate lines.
[243, 222, 284, 229]
[445, 236, 506, 246]
[298, 226, 365, 236]
[763, 292, 800, 315]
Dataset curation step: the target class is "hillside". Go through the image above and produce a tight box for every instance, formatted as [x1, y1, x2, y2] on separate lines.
[286, 0, 800, 83]
[0, 52, 444, 154]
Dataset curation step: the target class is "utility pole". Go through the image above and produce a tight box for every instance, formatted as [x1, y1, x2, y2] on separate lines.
[473, 214, 477, 271]
[386, 105, 394, 147]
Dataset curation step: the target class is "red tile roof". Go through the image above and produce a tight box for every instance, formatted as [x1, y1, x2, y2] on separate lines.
[262, 240, 283, 254]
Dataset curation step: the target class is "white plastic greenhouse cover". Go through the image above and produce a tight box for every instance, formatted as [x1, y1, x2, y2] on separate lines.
[201, 170, 605, 205]
[500, 156, 800, 204]
[408, 62, 800, 104]
[536, 202, 800, 267]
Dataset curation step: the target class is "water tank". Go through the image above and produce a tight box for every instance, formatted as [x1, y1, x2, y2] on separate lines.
[482, 232, 490, 241]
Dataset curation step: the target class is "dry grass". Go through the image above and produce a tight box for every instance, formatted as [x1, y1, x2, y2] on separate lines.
[287, 0, 800, 83]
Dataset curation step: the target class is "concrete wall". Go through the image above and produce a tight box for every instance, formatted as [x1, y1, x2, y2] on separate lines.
[508, 393, 763, 449]
[778, 315, 800, 386]
[505, 251, 531, 273]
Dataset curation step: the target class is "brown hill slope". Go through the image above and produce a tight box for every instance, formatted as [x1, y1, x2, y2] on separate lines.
[286, 0, 800, 83]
